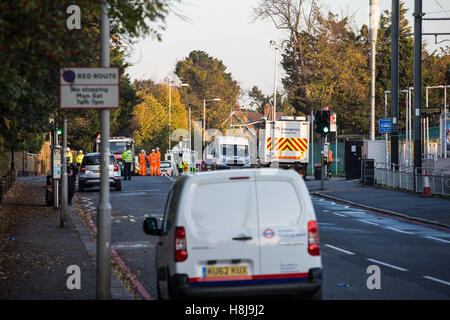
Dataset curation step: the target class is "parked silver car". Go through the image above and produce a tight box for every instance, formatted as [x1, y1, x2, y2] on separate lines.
[79, 153, 122, 191]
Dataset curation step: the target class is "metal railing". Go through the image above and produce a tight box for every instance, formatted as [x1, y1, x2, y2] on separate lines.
[375, 162, 450, 196]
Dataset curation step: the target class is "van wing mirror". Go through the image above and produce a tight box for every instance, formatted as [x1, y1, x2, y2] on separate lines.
[143, 217, 161, 236]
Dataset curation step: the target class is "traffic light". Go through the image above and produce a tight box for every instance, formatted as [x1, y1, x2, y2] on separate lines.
[314, 110, 331, 136]
[321, 110, 330, 135]
[314, 111, 323, 134]
[56, 129, 62, 135]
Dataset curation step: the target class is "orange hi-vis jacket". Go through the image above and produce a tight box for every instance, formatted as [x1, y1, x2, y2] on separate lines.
[150, 151, 157, 165]
[139, 152, 146, 163]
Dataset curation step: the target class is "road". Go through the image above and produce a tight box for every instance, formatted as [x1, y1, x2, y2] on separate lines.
[76, 175, 450, 300]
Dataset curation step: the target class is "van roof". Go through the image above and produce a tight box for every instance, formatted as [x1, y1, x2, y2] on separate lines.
[185, 168, 301, 183]
[213, 136, 249, 144]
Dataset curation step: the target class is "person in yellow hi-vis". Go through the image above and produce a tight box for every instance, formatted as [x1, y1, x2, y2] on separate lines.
[155, 147, 161, 176]
[66, 147, 73, 164]
[75, 150, 84, 167]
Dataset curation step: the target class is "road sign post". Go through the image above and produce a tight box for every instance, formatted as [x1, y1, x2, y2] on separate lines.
[97, 0, 112, 300]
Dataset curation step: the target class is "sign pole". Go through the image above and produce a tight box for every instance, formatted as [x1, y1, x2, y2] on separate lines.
[60, 116, 68, 227]
[97, 0, 112, 300]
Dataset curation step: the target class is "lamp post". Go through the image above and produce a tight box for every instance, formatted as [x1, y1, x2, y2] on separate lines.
[203, 98, 221, 149]
[269, 40, 288, 164]
[369, 0, 380, 141]
[168, 80, 189, 149]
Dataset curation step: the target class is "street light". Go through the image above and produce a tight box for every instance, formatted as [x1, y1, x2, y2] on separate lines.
[168, 80, 189, 149]
[269, 40, 288, 121]
[269, 40, 288, 163]
[203, 98, 221, 149]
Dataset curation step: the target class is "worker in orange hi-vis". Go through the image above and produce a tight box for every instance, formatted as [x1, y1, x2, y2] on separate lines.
[328, 148, 333, 179]
[147, 151, 153, 176]
[149, 149, 157, 176]
[138, 150, 146, 176]
[155, 147, 161, 176]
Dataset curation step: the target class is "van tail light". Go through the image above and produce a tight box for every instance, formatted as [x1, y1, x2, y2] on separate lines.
[80, 165, 86, 174]
[175, 226, 188, 262]
[307, 221, 320, 256]
[114, 164, 119, 172]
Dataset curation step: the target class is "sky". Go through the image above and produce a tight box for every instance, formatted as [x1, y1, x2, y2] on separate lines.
[126, 0, 450, 106]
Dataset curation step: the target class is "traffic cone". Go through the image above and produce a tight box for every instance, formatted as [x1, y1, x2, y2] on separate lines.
[422, 170, 431, 197]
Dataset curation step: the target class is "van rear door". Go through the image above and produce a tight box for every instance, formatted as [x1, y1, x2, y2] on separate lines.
[254, 172, 310, 281]
[183, 173, 260, 284]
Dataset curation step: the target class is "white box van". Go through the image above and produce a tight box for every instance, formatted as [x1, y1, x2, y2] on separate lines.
[204, 136, 250, 170]
[143, 169, 322, 300]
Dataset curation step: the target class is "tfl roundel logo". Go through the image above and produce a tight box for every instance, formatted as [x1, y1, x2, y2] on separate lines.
[263, 228, 275, 239]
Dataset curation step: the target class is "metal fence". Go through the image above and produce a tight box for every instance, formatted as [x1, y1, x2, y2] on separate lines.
[375, 162, 450, 196]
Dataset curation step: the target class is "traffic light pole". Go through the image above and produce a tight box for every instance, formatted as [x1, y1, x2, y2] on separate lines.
[321, 134, 324, 190]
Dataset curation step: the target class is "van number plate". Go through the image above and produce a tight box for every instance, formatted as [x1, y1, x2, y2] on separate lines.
[203, 265, 248, 277]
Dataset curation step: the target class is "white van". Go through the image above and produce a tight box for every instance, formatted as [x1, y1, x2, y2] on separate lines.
[143, 169, 322, 300]
[204, 136, 250, 170]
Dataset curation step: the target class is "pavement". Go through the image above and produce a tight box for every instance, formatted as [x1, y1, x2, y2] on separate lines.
[0, 175, 133, 300]
[0, 172, 448, 300]
[305, 176, 450, 229]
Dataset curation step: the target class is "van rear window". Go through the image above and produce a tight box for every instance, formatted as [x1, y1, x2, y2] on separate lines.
[190, 182, 255, 229]
[256, 181, 301, 228]
[83, 155, 116, 165]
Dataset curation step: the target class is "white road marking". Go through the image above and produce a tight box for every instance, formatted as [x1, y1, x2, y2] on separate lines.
[422, 276, 450, 286]
[366, 258, 409, 272]
[129, 219, 136, 223]
[358, 219, 379, 226]
[330, 212, 347, 217]
[424, 236, 450, 244]
[324, 244, 355, 255]
[386, 227, 413, 235]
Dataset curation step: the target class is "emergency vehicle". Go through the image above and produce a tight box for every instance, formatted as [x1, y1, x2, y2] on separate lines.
[165, 138, 199, 174]
[95, 136, 136, 175]
[254, 116, 310, 177]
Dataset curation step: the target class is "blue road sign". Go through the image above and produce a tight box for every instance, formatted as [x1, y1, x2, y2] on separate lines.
[379, 118, 391, 133]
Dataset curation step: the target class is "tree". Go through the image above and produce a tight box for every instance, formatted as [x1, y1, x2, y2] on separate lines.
[0, 0, 179, 155]
[175, 50, 240, 131]
[131, 82, 188, 153]
[248, 86, 294, 115]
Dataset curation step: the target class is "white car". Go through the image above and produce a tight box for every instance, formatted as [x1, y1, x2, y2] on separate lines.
[79, 153, 122, 191]
[159, 160, 179, 177]
[143, 169, 322, 300]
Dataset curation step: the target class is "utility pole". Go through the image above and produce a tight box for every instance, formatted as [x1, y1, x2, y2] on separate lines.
[369, 0, 379, 141]
[390, 0, 400, 170]
[97, 0, 112, 300]
[413, 0, 423, 173]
